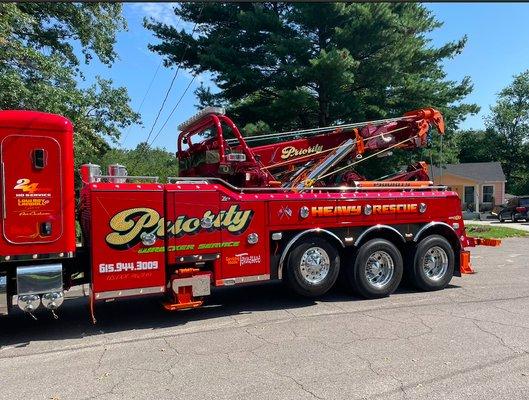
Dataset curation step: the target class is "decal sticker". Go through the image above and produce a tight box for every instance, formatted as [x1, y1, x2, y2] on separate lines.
[105, 205, 253, 249]
[226, 253, 262, 267]
[14, 178, 39, 193]
[371, 204, 418, 214]
[278, 205, 293, 220]
[311, 203, 420, 217]
[13, 178, 53, 216]
[137, 242, 240, 254]
[281, 144, 323, 160]
[99, 260, 159, 274]
[312, 205, 362, 217]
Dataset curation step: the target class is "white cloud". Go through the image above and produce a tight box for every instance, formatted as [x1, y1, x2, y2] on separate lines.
[132, 3, 180, 27]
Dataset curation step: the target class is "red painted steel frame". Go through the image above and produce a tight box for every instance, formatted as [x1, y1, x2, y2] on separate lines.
[86, 178, 466, 298]
[88, 182, 167, 294]
[0, 111, 76, 258]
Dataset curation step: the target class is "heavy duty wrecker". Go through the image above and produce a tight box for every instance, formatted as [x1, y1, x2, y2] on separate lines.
[0, 107, 499, 321]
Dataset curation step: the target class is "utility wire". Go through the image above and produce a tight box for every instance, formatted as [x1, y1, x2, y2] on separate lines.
[143, 64, 184, 145]
[142, 5, 204, 146]
[149, 72, 197, 146]
[128, 4, 204, 173]
[119, 60, 162, 147]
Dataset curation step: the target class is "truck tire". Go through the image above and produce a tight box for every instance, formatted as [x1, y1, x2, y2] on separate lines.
[285, 237, 340, 297]
[411, 235, 454, 291]
[347, 239, 403, 299]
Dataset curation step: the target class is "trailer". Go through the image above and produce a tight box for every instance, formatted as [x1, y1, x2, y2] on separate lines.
[0, 108, 499, 321]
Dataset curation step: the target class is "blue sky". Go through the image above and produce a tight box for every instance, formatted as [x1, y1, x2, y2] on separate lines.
[80, 3, 529, 151]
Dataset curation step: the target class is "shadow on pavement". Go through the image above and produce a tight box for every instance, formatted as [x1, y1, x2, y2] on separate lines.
[0, 281, 460, 348]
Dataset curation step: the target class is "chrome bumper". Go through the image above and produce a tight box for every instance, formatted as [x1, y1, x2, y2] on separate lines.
[16, 263, 63, 295]
[0, 275, 7, 315]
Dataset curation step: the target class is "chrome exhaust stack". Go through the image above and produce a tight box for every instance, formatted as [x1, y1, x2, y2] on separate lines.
[108, 164, 128, 184]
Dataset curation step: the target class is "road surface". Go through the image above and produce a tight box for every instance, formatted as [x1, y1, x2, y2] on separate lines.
[1, 238, 528, 400]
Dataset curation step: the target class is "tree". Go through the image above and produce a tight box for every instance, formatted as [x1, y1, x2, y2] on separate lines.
[146, 3, 477, 176]
[0, 3, 140, 166]
[456, 71, 529, 195]
[96, 143, 179, 182]
[481, 70, 529, 193]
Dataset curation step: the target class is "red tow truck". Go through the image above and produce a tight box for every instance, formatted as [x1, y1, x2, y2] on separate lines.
[0, 107, 499, 321]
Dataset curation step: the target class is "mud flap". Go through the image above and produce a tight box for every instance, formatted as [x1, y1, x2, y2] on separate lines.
[460, 250, 474, 275]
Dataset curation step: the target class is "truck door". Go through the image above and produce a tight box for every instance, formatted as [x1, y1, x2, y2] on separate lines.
[220, 200, 269, 282]
[166, 187, 222, 271]
[1, 135, 63, 244]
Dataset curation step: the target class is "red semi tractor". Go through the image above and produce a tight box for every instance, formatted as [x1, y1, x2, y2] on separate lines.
[0, 107, 499, 321]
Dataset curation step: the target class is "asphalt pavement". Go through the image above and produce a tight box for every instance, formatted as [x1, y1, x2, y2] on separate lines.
[1, 238, 529, 400]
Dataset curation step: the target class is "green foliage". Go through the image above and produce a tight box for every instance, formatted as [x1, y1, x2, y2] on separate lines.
[485, 70, 529, 193]
[242, 121, 271, 137]
[95, 143, 179, 182]
[0, 3, 140, 168]
[146, 3, 477, 178]
[458, 71, 529, 195]
[466, 223, 528, 239]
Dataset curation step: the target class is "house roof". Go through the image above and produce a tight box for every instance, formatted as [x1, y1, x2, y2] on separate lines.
[430, 162, 505, 182]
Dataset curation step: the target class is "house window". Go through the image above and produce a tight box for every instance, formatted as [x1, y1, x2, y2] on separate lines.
[483, 185, 494, 203]
[464, 186, 475, 204]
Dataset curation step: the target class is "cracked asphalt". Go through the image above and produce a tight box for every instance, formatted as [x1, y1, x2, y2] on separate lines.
[1, 238, 529, 400]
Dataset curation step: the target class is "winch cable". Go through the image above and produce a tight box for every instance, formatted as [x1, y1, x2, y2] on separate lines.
[297, 134, 420, 189]
[227, 116, 405, 146]
[261, 125, 409, 171]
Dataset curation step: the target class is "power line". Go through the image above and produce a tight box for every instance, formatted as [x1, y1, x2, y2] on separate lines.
[142, 6, 204, 146]
[119, 60, 162, 147]
[128, 4, 205, 172]
[149, 72, 197, 146]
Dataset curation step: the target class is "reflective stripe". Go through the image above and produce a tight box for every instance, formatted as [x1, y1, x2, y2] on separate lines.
[94, 286, 165, 300]
[216, 274, 270, 286]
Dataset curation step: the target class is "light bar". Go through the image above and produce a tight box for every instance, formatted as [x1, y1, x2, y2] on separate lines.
[177, 106, 225, 132]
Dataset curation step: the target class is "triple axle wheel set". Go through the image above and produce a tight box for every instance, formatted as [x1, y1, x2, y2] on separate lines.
[285, 234, 454, 299]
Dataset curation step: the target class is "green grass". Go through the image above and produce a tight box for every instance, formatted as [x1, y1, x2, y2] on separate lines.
[466, 223, 529, 239]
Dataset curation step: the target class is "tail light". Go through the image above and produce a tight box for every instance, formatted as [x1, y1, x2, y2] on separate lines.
[516, 207, 527, 213]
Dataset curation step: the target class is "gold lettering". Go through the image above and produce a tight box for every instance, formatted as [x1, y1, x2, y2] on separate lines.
[280, 144, 324, 160]
[105, 205, 254, 249]
[106, 208, 160, 246]
[228, 210, 253, 233]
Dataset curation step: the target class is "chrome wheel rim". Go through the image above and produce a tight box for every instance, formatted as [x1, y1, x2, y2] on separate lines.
[365, 251, 394, 288]
[299, 247, 330, 284]
[422, 246, 448, 281]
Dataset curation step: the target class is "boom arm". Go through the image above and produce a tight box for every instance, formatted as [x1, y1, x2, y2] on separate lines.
[251, 108, 444, 187]
[176, 107, 444, 189]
